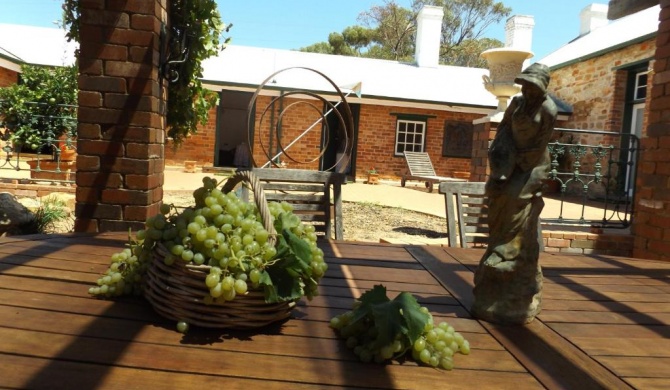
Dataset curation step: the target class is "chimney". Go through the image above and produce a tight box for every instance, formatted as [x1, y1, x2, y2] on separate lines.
[505, 15, 534, 68]
[505, 15, 535, 52]
[580, 3, 609, 36]
[415, 5, 444, 67]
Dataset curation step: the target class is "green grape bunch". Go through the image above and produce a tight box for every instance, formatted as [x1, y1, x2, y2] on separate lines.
[89, 175, 328, 331]
[329, 285, 470, 370]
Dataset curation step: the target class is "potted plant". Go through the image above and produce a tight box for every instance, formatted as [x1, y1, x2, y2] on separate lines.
[58, 135, 77, 162]
[367, 167, 379, 185]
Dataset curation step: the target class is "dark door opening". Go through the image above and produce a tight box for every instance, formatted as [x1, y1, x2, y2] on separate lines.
[216, 90, 253, 168]
[321, 102, 359, 177]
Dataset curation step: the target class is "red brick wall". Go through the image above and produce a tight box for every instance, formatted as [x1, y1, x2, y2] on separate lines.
[164, 105, 217, 165]
[633, 2, 670, 260]
[550, 38, 656, 131]
[0, 66, 18, 87]
[250, 95, 323, 170]
[355, 104, 481, 180]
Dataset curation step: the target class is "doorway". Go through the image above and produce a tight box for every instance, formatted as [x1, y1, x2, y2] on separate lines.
[321, 102, 359, 176]
[216, 90, 253, 168]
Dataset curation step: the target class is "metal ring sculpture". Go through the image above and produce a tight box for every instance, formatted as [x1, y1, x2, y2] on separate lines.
[246, 67, 355, 173]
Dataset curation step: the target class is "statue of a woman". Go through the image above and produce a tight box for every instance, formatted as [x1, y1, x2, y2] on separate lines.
[471, 63, 557, 324]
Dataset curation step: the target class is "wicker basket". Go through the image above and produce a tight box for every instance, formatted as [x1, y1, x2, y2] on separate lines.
[143, 170, 296, 329]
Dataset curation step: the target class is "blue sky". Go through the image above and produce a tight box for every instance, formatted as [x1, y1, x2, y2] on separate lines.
[0, 0, 600, 61]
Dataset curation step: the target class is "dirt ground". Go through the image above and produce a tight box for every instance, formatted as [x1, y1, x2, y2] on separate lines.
[161, 190, 447, 243]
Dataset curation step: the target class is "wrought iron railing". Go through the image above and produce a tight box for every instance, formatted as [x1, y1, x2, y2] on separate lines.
[543, 128, 638, 229]
[0, 102, 77, 186]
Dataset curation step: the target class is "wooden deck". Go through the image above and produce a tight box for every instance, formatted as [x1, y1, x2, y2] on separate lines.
[0, 233, 668, 389]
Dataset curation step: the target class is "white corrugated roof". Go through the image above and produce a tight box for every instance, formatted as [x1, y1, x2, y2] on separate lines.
[0, 23, 77, 68]
[202, 45, 497, 110]
[538, 5, 659, 68]
[0, 23, 499, 111]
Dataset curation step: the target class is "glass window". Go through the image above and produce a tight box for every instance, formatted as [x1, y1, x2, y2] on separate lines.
[395, 119, 426, 155]
[634, 71, 648, 101]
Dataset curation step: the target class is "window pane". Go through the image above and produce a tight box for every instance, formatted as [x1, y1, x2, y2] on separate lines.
[395, 119, 427, 155]
[635, 72, 647, 100]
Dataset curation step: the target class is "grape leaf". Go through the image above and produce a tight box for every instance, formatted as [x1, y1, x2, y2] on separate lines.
[349, 285, 430, 350]
[370, 300, 405, 349]
[260, 212, 313, 303]
[393, 292, 430, 343]
[351, 284, 390, 324]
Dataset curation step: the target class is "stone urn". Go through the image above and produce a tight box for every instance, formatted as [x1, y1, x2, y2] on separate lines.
[480, 48, 533, 112]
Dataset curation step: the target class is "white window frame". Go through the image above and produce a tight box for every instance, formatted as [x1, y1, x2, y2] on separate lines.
[634, 70, 648, 101]
[394, 119, 426, 156]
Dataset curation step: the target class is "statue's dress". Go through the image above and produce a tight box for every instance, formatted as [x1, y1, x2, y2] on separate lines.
[471, 93, 557, 324]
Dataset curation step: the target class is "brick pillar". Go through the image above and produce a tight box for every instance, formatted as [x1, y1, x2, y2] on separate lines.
[471, 116, 500, 182]
[632, 2, 670, 260]
[75, 1, 167, 232]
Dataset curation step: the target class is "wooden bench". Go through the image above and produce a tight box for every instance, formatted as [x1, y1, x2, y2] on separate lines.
[239, 168, 346, 240]
[401, 151, 463, 192]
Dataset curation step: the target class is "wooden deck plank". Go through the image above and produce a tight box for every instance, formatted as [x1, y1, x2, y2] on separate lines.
[325, 262, 441, 286]
[545, 274, 667, 286]
[541, 298, 670, 313]
[0, 262, 101, 283]
[0, 327, 538, 389]
[539, 310, 670, 325]
[542, 282, 668, 294]
[597, 356, 670, 378]
[320, 241, 418, 262]
[538, 290, 670, 303]
[625, 377, 670, 389]
[568, 337, 670, 357]
[0, 353, 330, 390]
[548, 323, 670, 339]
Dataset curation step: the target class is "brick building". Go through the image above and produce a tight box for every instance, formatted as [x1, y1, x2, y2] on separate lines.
[541, 5, 656, 137]
[165, 7, 506, 181]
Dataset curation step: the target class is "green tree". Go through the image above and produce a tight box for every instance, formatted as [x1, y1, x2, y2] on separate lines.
[0, 64, 78, 151]
[301, 0, 511, 67]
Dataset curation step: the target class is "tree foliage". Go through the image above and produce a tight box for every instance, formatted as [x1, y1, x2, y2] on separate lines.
[300, 0, 511, 67]
[0, 64, 78, 151]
